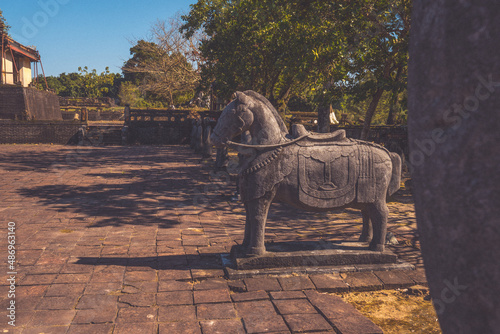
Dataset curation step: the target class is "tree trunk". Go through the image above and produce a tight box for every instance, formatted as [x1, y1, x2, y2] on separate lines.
[317, 104, 330, 133]
[408, 1, 500, 333]
[387, 65, 403, 125]
[386, 89, 398, 125]
[360, 87, 384, 140]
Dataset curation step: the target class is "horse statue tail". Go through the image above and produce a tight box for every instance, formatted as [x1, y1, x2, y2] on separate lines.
[388, 152, 402, 197]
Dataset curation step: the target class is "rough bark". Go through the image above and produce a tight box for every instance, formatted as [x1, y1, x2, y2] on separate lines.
[387, 66, 403, 125]
[317, 104, 330, 133]
[408, 1, 500, 333]
[360, 88, 384, 140]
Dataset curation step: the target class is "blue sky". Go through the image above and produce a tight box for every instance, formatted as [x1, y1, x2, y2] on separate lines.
[1, 0, 197, 76]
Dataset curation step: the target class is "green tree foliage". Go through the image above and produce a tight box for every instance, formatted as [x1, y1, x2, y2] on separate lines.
[181, 0, 410, 132]
[123, 40, 160, 85]
[122, 17, 203, 106]
[77, 66, 118, 98]
[0, 9, 10, 34]
[117, 81, 167, 108]
[37, 68, 121, 98]
[118, 81, 141, 106]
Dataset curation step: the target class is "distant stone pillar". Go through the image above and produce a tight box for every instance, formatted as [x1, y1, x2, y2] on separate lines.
[408, 1, 500, 333]
[81, 108, 88, 122]
[195, 119, 203, 153]
[202, 120, 213, 158]
[124, 105, 130, 124]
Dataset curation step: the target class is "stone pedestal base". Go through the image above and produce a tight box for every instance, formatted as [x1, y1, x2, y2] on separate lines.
[223, 241, 414, 279]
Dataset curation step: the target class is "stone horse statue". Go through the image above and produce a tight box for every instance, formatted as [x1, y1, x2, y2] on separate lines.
[211, 91, 401, 257]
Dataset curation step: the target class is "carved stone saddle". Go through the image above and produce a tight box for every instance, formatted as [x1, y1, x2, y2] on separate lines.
[292, 124, 377, 208]
[291, 124, 346, 144]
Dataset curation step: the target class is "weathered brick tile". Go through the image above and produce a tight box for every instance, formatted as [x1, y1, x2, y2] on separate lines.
[116, 307, 157, 323]
[12, 311, 35, 327]
[22, 326, 69, 334]
[76, 294, 117, 310]
[66, 323, 114, 334]
[20, 274, 57, 285]
[36, 296, 79, 310]
[122, 281, 157, 294]
[373, 270, 415, 289]
[227, 279, 247, 292]
[305, 290, 383, 334]
[159, 322, 201, 334]
[269, 291, 306, 300]
[158, 269, 192, 281]
[309, 273, 350, 293]
[197, 302, 237, 319]
[158, 279, 192, 292]
[157, 290, 193, 306]
[84, 282, 122, 294]
[283, 313, 333, 332]
[405, 268, 428, 286]
[273, 298, 317, 315]
[61, 263, 96, 274]
[124, 270, 157, 282]
[340, 272, 383, 292]
[25, 264, 63, 274]
[200, 319, 246, 334]
[191, 268, 225, 280]
[16, 296, 42, 310]
[15, 285, 48, 298]
[118, 293, 155, 307]
[73, 308, 117, 324]
[114, 322, 157, 334]
[194, 288, 231, 304]
[244, 277, 282, 291]
[54, 273, 92, 284]
[234, 300, 289, 333]
[28, 310, 76, 326]
[89, 271, 124, 283]
[231, 290, 269, 302]
[45, 283, 86, 297]
[158, 305, 196, 322]
[193, 278, 228, 290]
[278, 275, 315, 291]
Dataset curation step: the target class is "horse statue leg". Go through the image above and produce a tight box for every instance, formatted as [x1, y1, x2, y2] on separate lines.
[242, 202, 251, 248]
[244, 188, 277, 257]
[358, 208, 373, 243]
[366, 199, 388, 252]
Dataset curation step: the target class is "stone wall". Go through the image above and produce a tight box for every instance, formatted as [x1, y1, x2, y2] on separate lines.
[0, 86, 62, 120]
[0, 120, 83, 144]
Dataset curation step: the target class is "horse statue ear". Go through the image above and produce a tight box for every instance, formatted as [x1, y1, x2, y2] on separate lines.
[232, 91, 243, 100]
[233, 91, 252, 106]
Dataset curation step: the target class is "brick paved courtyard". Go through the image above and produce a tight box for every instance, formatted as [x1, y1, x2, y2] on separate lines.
[0, 145, 425, 333]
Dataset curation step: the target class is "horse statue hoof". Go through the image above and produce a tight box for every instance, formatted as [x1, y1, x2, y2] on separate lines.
[246, 247, 267, 257]
[369, 243, 385, 252]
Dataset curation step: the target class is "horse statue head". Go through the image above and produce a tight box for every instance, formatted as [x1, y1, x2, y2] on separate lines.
[211, 90, 288, 147]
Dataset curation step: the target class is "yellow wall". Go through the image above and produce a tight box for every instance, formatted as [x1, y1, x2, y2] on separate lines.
[20, 58, 32, 87]
[1, 52, 32, 87]
[2, 51, 14, 84]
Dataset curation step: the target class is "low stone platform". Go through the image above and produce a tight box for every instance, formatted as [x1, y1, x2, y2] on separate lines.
[224, 241, 414, 279]
[231, 241, 399, 269]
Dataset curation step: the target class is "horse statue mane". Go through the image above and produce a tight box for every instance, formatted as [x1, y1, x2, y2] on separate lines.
[235, 90, 288, 134]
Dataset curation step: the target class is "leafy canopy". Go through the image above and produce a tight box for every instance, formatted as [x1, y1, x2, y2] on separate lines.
[181, 0, 410, 128]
